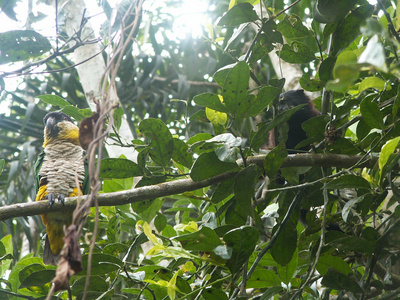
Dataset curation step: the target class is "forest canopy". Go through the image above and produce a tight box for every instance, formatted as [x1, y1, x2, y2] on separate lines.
[0, 0, 400, 299]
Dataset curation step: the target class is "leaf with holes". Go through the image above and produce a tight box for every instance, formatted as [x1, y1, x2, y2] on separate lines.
[222, 61, 250, 121]
[0, 30, 51, 64]
[279, 42, 316, 64]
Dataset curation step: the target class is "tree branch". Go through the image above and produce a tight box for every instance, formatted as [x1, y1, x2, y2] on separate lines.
[0, 153, 377, 221]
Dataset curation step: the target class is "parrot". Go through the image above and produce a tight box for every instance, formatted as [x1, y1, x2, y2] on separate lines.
[35, 111, 89, 265]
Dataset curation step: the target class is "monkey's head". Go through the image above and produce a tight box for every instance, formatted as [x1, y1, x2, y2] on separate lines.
[278, 90, 311, 112]
[277, 90, 320, 151]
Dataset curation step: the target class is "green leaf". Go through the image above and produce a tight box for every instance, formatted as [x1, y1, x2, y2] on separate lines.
[234, 165, 258, 214]
[102, 177, 134, 193]
[193, 93, 228, 113]
[317, 255, 353, 276]
[139, 118, 174, 168]
[113, 107, 124, 130]
[211, 177, 235, 204]
[222, 61, 250, 120]
[213, 64, 234, 87]
[71, 276, 108, 297]
[224, 226, 259, 274]
[225, 198, 248, 226]
[313, 0, 357, 23]
[60, 105, 87, 121]
[19, 269, 55, 289]
[326, 64, 361, 93]
[331, 4, 374, 56]
[154, 212, 167, 232]
[359, 76, 390, 93]
[81, 253, 123, 275]
[330, 236, 375, 253]
[264, 141, 288, 177]
[202, 288, 228, 300]
[321, 268, 363, 294]
[0, 0, 18, 21]
[8, 256, 43, 293]
[342, 196, 365, 222]
[132, 198, 163, 222]
[270, 221, 297, 266]
[100, 158, 143, 179]
[360, 96, 384, 129]
[0, 159, 4, 175]
[173, 226, 222, 252]
[18, 264, 46, 286]
[187, 133, 213, 145]
[319, 56, 336, 82]
[0, 235, 13, 278]
[107, 214, 121, 243]
[299, 115, 330, 147]
[248, 86, 280, 117]
[299, 74, 324, 91]
[36, 94, 70, 108]
[277, 14, 311, 39]
[326, 175, 371, 190]
[172, 138, 193, 168]
[218, 3, 259, 27]
[247, 269, 281, 288]
[206, 107, 228, 126]
[0, 30, 51, 64]
[277, 248, 298, 285]
[248, 34, 275, 63]
[190, 151, 239, 181]
[379, 137, 400, 177]
[228, 0, 260, 10]
[251, 104, 306, 151]
[279, 42, 316, 64]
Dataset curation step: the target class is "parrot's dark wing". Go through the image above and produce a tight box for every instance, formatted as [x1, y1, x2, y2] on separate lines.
[34, 151, 45, 194]
[82, 157, 90, 195]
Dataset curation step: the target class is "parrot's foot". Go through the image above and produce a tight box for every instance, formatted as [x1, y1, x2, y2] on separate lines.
[47, 193, 66, 207]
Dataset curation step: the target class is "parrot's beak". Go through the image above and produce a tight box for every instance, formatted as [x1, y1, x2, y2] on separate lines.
[45, 115, 59, 138]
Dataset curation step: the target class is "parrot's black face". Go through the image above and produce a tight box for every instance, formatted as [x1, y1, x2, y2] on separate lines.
[43, 112, 79, 147]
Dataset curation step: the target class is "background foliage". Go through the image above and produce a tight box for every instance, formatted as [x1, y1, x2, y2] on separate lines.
[1, 0, 400, 299]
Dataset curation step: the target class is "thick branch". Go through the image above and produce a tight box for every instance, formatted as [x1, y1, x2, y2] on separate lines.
[0, 154, 377, 221]
[0, 171, 236, 221]
[242, 153, 377, 169]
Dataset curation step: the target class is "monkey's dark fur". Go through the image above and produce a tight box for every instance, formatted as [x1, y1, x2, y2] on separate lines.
[279, 90, 320, 151]
[274, 91, 342, 232]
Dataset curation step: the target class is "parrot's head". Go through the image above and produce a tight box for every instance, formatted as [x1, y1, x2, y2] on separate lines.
[43, 112, 80, 147]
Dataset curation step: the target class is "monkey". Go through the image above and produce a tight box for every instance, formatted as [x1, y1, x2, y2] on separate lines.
[276, 90, 343, 232]
[279, 90, 320, 151]
[269, 89, 320, 152]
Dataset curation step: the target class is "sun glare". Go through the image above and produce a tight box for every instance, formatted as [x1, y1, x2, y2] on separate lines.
[170, 0, 209, 39]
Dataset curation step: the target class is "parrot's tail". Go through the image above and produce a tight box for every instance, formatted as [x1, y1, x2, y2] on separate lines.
[43, 235, 59, 265]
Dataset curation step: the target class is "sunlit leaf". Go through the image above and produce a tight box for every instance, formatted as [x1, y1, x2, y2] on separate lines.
[0, 30, 51, 64]
[218, 3, 259, 27]
[279, 42, 316, 64]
